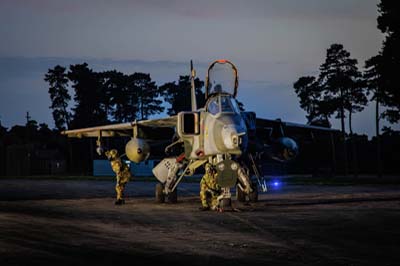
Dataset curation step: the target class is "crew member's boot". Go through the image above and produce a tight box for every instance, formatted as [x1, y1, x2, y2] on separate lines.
[115, 183, 125, 205]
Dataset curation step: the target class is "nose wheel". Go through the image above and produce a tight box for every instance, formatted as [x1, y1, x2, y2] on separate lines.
[248, 182, 258, 202]
[168, 188, 178, 203]
[219, 198, 232, 211]
[155, 183, 165, 203]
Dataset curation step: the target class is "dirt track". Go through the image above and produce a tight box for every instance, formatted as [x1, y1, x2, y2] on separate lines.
[1, 179, 400, 266]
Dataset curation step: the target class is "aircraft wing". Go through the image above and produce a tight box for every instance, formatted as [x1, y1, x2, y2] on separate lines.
[61, 116, 177, 138]
[255, 117, 340, 143]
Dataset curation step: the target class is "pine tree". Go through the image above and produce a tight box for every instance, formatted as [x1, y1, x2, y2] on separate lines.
[318, 44, 367, 175]
[160, 75, 204, 115]
[44, 65, 71, 131]
[131, 73, 164, 120]
[102, 70, 136, 122]
[376, 0, 400, 123]
[364, 55, 387, 177]
[319, 44, 366, 135]
[68, 63, 108, 128]
[294, 76, 330, 125]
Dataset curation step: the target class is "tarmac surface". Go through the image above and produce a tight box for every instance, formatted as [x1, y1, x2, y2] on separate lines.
[1, 178, 400, 266]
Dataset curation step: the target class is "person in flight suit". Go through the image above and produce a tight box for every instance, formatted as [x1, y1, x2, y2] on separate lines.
[199, 163, 221, 211]
[105, 149, 132, 205]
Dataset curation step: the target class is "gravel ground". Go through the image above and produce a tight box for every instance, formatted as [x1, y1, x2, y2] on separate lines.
[1, 179, 400, 266]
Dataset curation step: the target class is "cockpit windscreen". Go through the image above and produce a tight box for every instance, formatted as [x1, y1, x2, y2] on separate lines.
[207, 95, 240, 115]
[207, 61, 237, 96]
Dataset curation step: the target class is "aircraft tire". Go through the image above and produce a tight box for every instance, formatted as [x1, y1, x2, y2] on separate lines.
[249, 182, 258, 202]
[236, 186, 246, 202]
[168, 188, 178, 203]
[221, 198, 232, 209]
[155, 183, 165, 203]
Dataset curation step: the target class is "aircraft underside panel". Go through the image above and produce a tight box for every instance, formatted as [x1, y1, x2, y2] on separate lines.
[152, 158, 177, 183]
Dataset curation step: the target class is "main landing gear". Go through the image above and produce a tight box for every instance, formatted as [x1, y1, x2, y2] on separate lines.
[155, 183, 178, 204]
[236, 182, 259, 203]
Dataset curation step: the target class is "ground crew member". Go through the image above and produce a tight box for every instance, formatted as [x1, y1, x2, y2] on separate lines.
[105, 149, 131, 205]
[199, 163, 221, 211]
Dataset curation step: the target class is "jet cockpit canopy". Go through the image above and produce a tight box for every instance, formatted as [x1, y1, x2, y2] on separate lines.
[206, 94, 241, 115]
[206, 59, 238, 99]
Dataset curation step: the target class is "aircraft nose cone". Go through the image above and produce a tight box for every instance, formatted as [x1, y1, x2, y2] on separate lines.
[222, 124, 247, 153]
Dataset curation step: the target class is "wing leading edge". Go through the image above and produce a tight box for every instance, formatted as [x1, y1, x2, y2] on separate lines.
[61, 116, 177, 138]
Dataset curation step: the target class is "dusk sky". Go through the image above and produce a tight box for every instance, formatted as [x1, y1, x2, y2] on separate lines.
[0, 0, 396, 137]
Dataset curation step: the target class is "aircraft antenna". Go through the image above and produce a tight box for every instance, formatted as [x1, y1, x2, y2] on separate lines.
[190, 60, 197, 111]
[26, 111, 31, 125]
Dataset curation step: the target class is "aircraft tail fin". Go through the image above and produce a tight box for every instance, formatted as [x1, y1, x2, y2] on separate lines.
[190, 60, 197, 111]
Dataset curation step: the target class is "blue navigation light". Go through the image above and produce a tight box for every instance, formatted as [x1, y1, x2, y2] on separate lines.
[271, 180, 281, 188]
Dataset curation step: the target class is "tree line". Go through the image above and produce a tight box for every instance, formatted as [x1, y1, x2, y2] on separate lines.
[45, 63, 206, 131]
[293, 0, 399, 176]
[293, 0, 399, 133]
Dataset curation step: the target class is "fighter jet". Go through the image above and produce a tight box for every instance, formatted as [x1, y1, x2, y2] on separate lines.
[62, 59, 326, 208]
